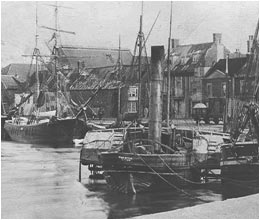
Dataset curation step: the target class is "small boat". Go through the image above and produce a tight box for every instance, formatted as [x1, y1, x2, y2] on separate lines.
[220, 21, 259, 196]
[220, 141, 258, 184]
[220, 103, 259, 195]
[1, 115, 10, 140]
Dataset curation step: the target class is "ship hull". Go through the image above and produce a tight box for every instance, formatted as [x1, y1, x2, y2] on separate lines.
[102, 152, 194, 194]
[1, 115, 10, 140]
[220, 142, 259, 197]
[4, 118, 76, 144]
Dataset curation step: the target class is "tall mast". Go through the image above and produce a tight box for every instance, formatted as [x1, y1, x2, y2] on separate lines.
[35, 2, 40, 99]
[54, 2, 59, 116]
[138, 1, 143, 119]
[166, 1, 173, 126]
[223, 54, 229, 132]
[117, 35, 121, 119]
[40, 2, 75, 117]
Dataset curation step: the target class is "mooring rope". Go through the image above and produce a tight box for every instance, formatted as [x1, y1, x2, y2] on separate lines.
[158, 155, 215, 185]
[137, 154, 208, 202]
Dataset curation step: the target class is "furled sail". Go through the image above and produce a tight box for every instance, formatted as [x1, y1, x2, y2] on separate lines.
[36, 91, 45, 108]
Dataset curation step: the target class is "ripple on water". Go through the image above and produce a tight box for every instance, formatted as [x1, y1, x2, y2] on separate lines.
[2, 140, 252, 219]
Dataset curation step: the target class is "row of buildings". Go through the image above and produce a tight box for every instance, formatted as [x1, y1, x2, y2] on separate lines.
[1, 25, 259, 122]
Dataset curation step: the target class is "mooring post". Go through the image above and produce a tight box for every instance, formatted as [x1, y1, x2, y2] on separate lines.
[79, 160, 81, 182]
[149, 46, 164, 153]
[79, 150, 82, 182]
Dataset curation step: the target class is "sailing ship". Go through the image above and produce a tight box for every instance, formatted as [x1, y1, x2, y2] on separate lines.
[220, 21, 259, 195]
[4, 3, 77, 145]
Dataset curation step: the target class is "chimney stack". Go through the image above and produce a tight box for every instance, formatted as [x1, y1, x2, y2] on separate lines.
[149, 46, 164, 153]
[235, 49, 240, 57]
[171, 39, 179, 49]
[213, 33, 222, 44]
[247, 35, 253, 53]
[225, 53, 229, 74]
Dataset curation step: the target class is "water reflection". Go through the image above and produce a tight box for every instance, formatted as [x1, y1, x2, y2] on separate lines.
[83, 177, 223, 218]
[1, 140, 257, 219]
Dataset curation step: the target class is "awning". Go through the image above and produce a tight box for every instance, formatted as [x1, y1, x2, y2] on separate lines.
[193, 103, 207, 109]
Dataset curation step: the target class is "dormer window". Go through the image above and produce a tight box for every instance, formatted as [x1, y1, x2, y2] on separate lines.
[106, 54, 114, 63]
[192, 54, 199, 63]
[181, 56, 186, 65]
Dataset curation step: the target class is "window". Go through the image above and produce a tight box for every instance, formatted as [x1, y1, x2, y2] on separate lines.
[221, 82, 226, 97]
[128, 86, 138, 97]
[175, 77, 183, 97]
[163, 78, 167, 93]
[181, 56, 186, 65]
[207, 83, 212, 97]
[240, 80, 245, 94]
[127, 101, 137, 113]
[128, 86, 138, 101]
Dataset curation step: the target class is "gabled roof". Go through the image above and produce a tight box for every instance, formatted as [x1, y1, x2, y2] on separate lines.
[1, 63, 36, 82]
[168, 41, 230, 76]
[205, 57, 247, 78]
[170, 42, 213, 75]
[206, 69, 226, 79]
[57, 46, 133, 69]
[1, 75, 19, 90]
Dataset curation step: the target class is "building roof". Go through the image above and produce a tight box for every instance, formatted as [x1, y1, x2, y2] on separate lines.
[1, 63, 36, 82]
[69, 59, 150, 91]
[168, 41, 230, 76]
[205, 57, 247, 78]
[169, 42, 213, 76]
[57, 46, 133, 69]
[70, 66, 127, 90]
[238, 21, 259, 78]
[1, 75, 19, 90]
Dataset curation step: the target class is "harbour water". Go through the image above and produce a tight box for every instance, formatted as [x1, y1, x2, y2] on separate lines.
[0, 141, 252, 219]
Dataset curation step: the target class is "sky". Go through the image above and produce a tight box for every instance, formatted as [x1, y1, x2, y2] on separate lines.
[1, 1, 259, 67]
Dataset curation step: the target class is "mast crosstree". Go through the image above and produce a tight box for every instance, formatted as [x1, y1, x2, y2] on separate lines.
[40, 2, 75, 116]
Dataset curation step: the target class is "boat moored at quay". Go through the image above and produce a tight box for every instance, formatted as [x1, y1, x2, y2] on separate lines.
[99, 46, 217, 194]
[4, 117, 76, 144]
